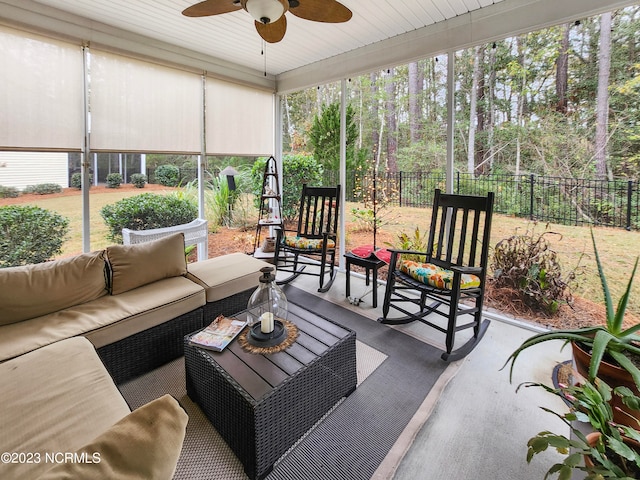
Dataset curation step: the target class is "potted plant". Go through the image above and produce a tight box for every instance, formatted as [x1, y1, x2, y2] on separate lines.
[522, 378, 640, 478]
[503, 229, 640, 390]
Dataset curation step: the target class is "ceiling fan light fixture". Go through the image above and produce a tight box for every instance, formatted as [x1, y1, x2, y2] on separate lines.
[244, 0, 286, 24]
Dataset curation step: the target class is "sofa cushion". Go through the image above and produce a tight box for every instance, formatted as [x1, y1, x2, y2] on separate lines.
[0, 276, 205, 361]
[0, 337, 131, 480]
[107, 232, 187, 295]
[187, 253, 271, 303]
[37, 394, 188, 480]
[0, 250, 107, 325]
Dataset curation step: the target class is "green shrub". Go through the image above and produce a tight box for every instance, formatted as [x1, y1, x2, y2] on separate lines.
[251, 155, 323, 221]
[106, 173, 123, 188]
[130, 173, 147, 188]
[0, 186, 19, 198]
[0, 205, 69, 267]
[206, 176, 234, 227]
[155, 165, 180, 187]
[70, 173, 93, 190]
[100, 192, 198, 242]
[491, 224, 577, 315]
[23, 183, 62, 195]
[386, 227, 430, 262]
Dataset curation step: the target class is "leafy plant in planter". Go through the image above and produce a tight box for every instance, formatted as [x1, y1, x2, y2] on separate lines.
[521, 378, 640, 479]
[503, 229, 640, 387]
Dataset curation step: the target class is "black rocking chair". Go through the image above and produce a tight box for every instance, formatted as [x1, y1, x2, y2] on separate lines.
[274, 184, 340, 293]
[378, 189, 495, 361]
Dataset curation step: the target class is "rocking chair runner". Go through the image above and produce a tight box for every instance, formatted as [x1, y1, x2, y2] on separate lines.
[379, 189, 495, 361]
[274, 184, 340, 293]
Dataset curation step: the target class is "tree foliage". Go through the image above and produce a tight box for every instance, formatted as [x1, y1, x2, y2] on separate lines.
[281, 5, 640, 181]
[308, 102, 362, 172]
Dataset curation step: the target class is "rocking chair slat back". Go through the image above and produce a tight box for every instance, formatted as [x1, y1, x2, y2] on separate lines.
[427, 191, 493, 271]
[379, 188, 495, 361]
[297, 186, 340, 239]
[275, 184, 341, 293]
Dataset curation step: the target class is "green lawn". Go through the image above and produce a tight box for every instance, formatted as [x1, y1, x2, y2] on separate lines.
[348, 203, 640, 319]
[22, 189, 175, 255]
[6, 189, 640, 317]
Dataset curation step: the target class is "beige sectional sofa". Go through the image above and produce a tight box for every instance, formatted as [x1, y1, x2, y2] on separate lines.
[0, 233, 270, 479]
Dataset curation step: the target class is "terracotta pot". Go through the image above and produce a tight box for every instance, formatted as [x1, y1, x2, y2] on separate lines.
[584, 431, 640, 473]
[571, 341, 640, 427]
[583, 432, 600, 469]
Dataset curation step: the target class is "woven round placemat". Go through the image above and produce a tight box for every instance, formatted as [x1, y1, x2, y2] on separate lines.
[238, 319, 299, 354]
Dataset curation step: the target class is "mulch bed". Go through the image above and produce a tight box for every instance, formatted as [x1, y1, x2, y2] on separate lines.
[208, 226, 634, 330]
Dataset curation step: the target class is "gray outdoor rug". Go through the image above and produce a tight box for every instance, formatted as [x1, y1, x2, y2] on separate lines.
[119, 286, 448, 480]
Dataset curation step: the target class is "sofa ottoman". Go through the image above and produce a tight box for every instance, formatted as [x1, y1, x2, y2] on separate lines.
[187, 252, 271, 319]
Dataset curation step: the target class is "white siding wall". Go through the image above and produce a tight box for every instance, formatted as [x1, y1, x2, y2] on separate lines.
[0, 152, 69, 190]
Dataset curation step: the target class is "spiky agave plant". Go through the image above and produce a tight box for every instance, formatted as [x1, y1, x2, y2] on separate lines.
[503, 229, 640, 386]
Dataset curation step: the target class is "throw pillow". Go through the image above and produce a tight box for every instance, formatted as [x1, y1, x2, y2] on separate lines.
[0, 250, 107, 325]
[106, 233, 187, 295]
[37, 394, 188, 480]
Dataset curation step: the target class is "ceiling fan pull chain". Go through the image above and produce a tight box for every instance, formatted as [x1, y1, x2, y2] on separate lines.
[263, 39, 267, 76]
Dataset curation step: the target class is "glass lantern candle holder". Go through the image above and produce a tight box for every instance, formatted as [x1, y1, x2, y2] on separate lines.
[246, 267, 288, 345]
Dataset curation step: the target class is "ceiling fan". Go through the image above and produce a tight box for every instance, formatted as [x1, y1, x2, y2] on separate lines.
[182, 0, 352, 43]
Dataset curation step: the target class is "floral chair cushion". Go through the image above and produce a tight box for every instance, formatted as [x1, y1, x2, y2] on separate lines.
[399, 259, 480, 290]
[284, 236, 336, 250]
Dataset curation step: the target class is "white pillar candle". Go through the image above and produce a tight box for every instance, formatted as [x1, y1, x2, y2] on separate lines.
[260, 312, 274, 334]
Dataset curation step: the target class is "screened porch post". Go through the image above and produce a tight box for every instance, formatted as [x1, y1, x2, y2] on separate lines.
[198, 74, 207, 261]
[446, 50, 455, 195]
[81, 45, 91, 253]
[339, 78, 347, 272]
[275, 92, 283, 211]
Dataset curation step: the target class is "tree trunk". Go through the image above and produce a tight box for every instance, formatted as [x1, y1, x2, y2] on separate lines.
[595, 12, 612, 180]
[385, 68, 398, 172]
[475, 45, 487, 175]
[370, 72, 380, 158]
[467, 46, 480, 177]
[487, 43, 497, 171]
[515, 36, 526, 177]
[556, 23, 571, 114]
[408, 62, 421, 142]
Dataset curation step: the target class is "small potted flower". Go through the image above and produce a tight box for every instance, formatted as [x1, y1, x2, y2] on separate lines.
[522, 378, 640, 479]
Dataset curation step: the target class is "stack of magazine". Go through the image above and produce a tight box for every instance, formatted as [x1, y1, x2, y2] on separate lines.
[189, 315, 247, 352]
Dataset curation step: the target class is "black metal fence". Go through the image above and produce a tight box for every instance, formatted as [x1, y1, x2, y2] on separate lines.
[322, 171, 640, 231]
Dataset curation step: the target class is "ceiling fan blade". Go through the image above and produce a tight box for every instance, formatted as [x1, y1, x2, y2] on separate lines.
[182, 0, 242, 17]
[255, 15, 287, 43]
[288, 0, 352, 23]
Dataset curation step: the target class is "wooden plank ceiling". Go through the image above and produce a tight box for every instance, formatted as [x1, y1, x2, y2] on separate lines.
[28, 0, 503, 76]
[3, 0, 638, 90]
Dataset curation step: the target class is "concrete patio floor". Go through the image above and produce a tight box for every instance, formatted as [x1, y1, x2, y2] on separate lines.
[286, 268, 572, 480]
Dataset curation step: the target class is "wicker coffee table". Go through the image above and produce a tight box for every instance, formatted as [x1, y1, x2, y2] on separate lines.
[184, 302, 357, 480]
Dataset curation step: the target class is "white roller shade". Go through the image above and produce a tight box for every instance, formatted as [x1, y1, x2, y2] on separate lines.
[0, 26, 83, 151]
[206, 77, 274, 155]
[90, 51, 202, 153]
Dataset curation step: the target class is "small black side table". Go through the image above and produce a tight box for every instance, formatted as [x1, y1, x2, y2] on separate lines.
[344, 251, 387, 308]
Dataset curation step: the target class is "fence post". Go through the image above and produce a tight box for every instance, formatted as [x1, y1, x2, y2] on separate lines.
[627, 180, 633, 231]
[530, 174, 535, 220]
